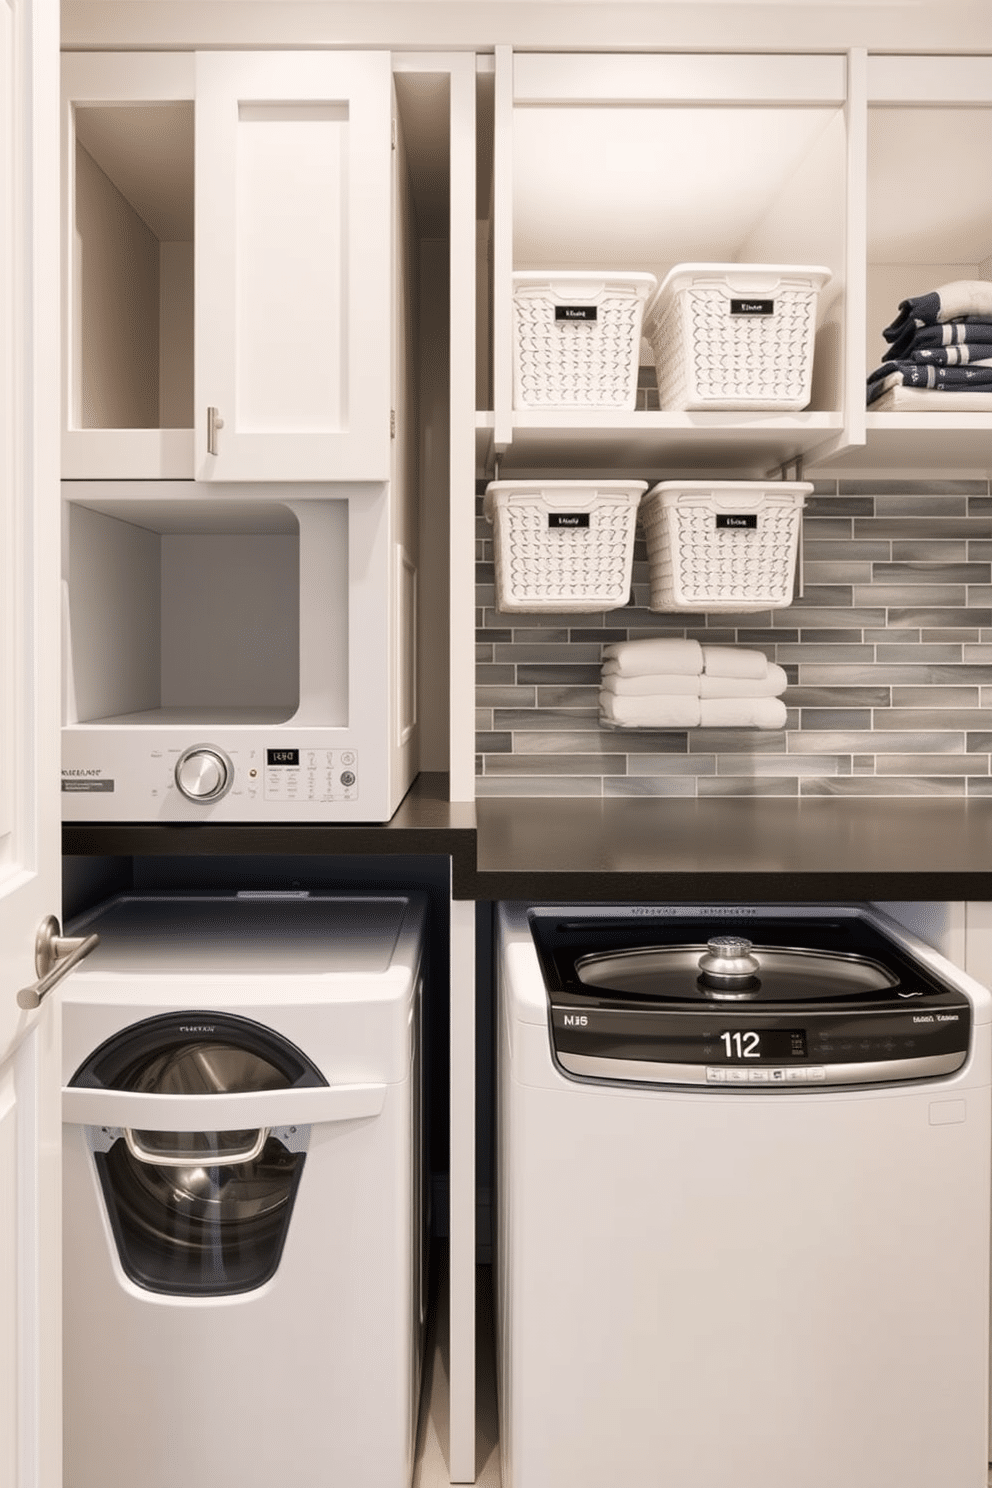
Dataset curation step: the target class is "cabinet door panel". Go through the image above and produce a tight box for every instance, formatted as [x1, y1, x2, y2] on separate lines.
[2, 2, 63, 1485]
[196, 52, 392, 482]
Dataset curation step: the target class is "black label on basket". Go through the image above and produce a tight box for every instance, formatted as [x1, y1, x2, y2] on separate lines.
[555, 305, 598, 322]
[716, 513, 758, 529]
[549, 512, 591, 529]
[730, 298, 774, 316]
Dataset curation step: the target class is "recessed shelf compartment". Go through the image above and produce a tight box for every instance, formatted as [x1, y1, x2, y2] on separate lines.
[824, 55, 992, 475]
[64, 496, 310, 728]
[62, 56, 197, 479]
[487, 52, 850, 475]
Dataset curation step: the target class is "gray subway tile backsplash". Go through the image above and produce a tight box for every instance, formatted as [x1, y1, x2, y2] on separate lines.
[475, 480, 992, 796]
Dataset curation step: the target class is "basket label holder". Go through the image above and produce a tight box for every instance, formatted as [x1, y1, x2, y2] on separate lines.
[715, 514, 758, 530]
[549, 512, 591, 529]
[554, 305, 598, 322]
[729, 298, 775, 316]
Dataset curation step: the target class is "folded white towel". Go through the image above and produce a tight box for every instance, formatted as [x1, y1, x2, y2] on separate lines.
[698, 697, 788, 729]
[701, 644, 769, 680]
[601, 672, 701, 697]
[599, 691, 701, 728]
[699, 664, 788, 699]
[870, 385, 992, 413]
[601, 637, 703, 677]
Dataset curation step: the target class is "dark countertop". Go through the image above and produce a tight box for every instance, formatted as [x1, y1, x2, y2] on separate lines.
[471, 796, 992, 902]
[64, 780, 992, 901]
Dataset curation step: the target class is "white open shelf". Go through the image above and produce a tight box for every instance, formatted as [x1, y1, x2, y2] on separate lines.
[477, 410, 844, 479]
[485, 50, 853, 477]
[823, 55, 992, 475]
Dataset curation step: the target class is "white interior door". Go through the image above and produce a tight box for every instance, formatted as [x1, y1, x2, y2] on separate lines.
[1, 0, 65, 1484]
[195, 50, 393, 482]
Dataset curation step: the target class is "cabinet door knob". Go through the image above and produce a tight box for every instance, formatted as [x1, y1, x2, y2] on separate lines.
[16, 915, 100, 1010]
[207, 405, 225, 456]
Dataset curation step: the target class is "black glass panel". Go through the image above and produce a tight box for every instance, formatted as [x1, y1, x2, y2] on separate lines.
[95, 1136, 306, 1297]
[72, 1011, 325, 1297]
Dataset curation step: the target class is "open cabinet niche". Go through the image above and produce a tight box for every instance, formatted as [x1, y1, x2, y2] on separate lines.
[483, 51, 852, 478]
[72, 102, 194, 435]
[62, 54, 198, 477]
[824, 52, 992, 476]
[61, 496, 333, 728]
[511, 96, 848, 416]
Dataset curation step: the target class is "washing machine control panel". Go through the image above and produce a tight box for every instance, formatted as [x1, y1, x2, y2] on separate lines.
[549, 1004, 971, 1088]
[533, 911, 972, 1090]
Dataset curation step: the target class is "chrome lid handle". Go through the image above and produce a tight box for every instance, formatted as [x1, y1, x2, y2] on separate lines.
[17, 915, 100, 1010]
[698, 936, 761, 980]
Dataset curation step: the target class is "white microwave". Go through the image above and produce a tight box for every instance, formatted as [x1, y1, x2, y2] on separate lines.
[60, 480, 418, 823]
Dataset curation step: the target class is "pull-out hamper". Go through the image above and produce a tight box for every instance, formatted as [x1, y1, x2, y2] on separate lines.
[644, 264, 831, 411]
[512, 272, 656, 411]
[642, 481, 810, 613]
[484, 480, 646, 613]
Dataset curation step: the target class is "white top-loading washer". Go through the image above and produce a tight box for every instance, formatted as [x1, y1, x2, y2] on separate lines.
[61, 891, 428, 1488]
[496, 901, 992, 1488]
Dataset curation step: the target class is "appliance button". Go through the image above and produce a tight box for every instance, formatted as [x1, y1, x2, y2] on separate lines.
[705, 1068, 726, 1082]
[806, 1067, 827, 1081]
[769, 1068, 788, 1083]
[785, 1069, 807, 1083]
[725, 1069, 749, 1084]
[747, 1069, 770, 1083]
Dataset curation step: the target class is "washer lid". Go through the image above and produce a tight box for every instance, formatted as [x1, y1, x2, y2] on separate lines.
[530, 910, 965, 1011]
[576, 943, 899, 1004]
[66, 892, 418, 975]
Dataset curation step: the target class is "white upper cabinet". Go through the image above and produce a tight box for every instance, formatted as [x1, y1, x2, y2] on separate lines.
[62, 51, 393, 482]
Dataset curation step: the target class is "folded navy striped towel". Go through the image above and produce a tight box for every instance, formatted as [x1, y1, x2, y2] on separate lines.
[883, 280, 992, 348]
[899, 343, 992, 367]
[885, 316, 992, 360]
[867, 360, 992, 406]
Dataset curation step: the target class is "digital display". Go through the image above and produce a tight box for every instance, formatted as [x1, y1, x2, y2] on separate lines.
[717, 1029, 807, 1061]
[266, 749, 299, 767]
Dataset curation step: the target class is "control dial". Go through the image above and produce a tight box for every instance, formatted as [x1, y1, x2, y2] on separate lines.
[175, 746, 232, 803]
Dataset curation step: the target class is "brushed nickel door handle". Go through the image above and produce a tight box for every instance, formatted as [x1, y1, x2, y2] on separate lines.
[207, 405, 225, 456]
[17, 914, 100, 1010]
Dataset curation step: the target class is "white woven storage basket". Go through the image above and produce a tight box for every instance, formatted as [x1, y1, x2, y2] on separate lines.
[642, 481, 810, 613]
[512, 272, 656, 411]
[643, 264, 831, 411]
[484, 480, 646, 613]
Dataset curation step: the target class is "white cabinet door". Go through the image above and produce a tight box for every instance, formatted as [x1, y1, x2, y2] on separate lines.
[2, 0, 64, 1484]
[195, 51, 393, 482]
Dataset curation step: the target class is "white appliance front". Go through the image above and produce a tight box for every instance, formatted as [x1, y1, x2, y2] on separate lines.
[60, 481, 418, 822]
[496, 902, 992, 1488]
[61, 892, 428, 1488]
